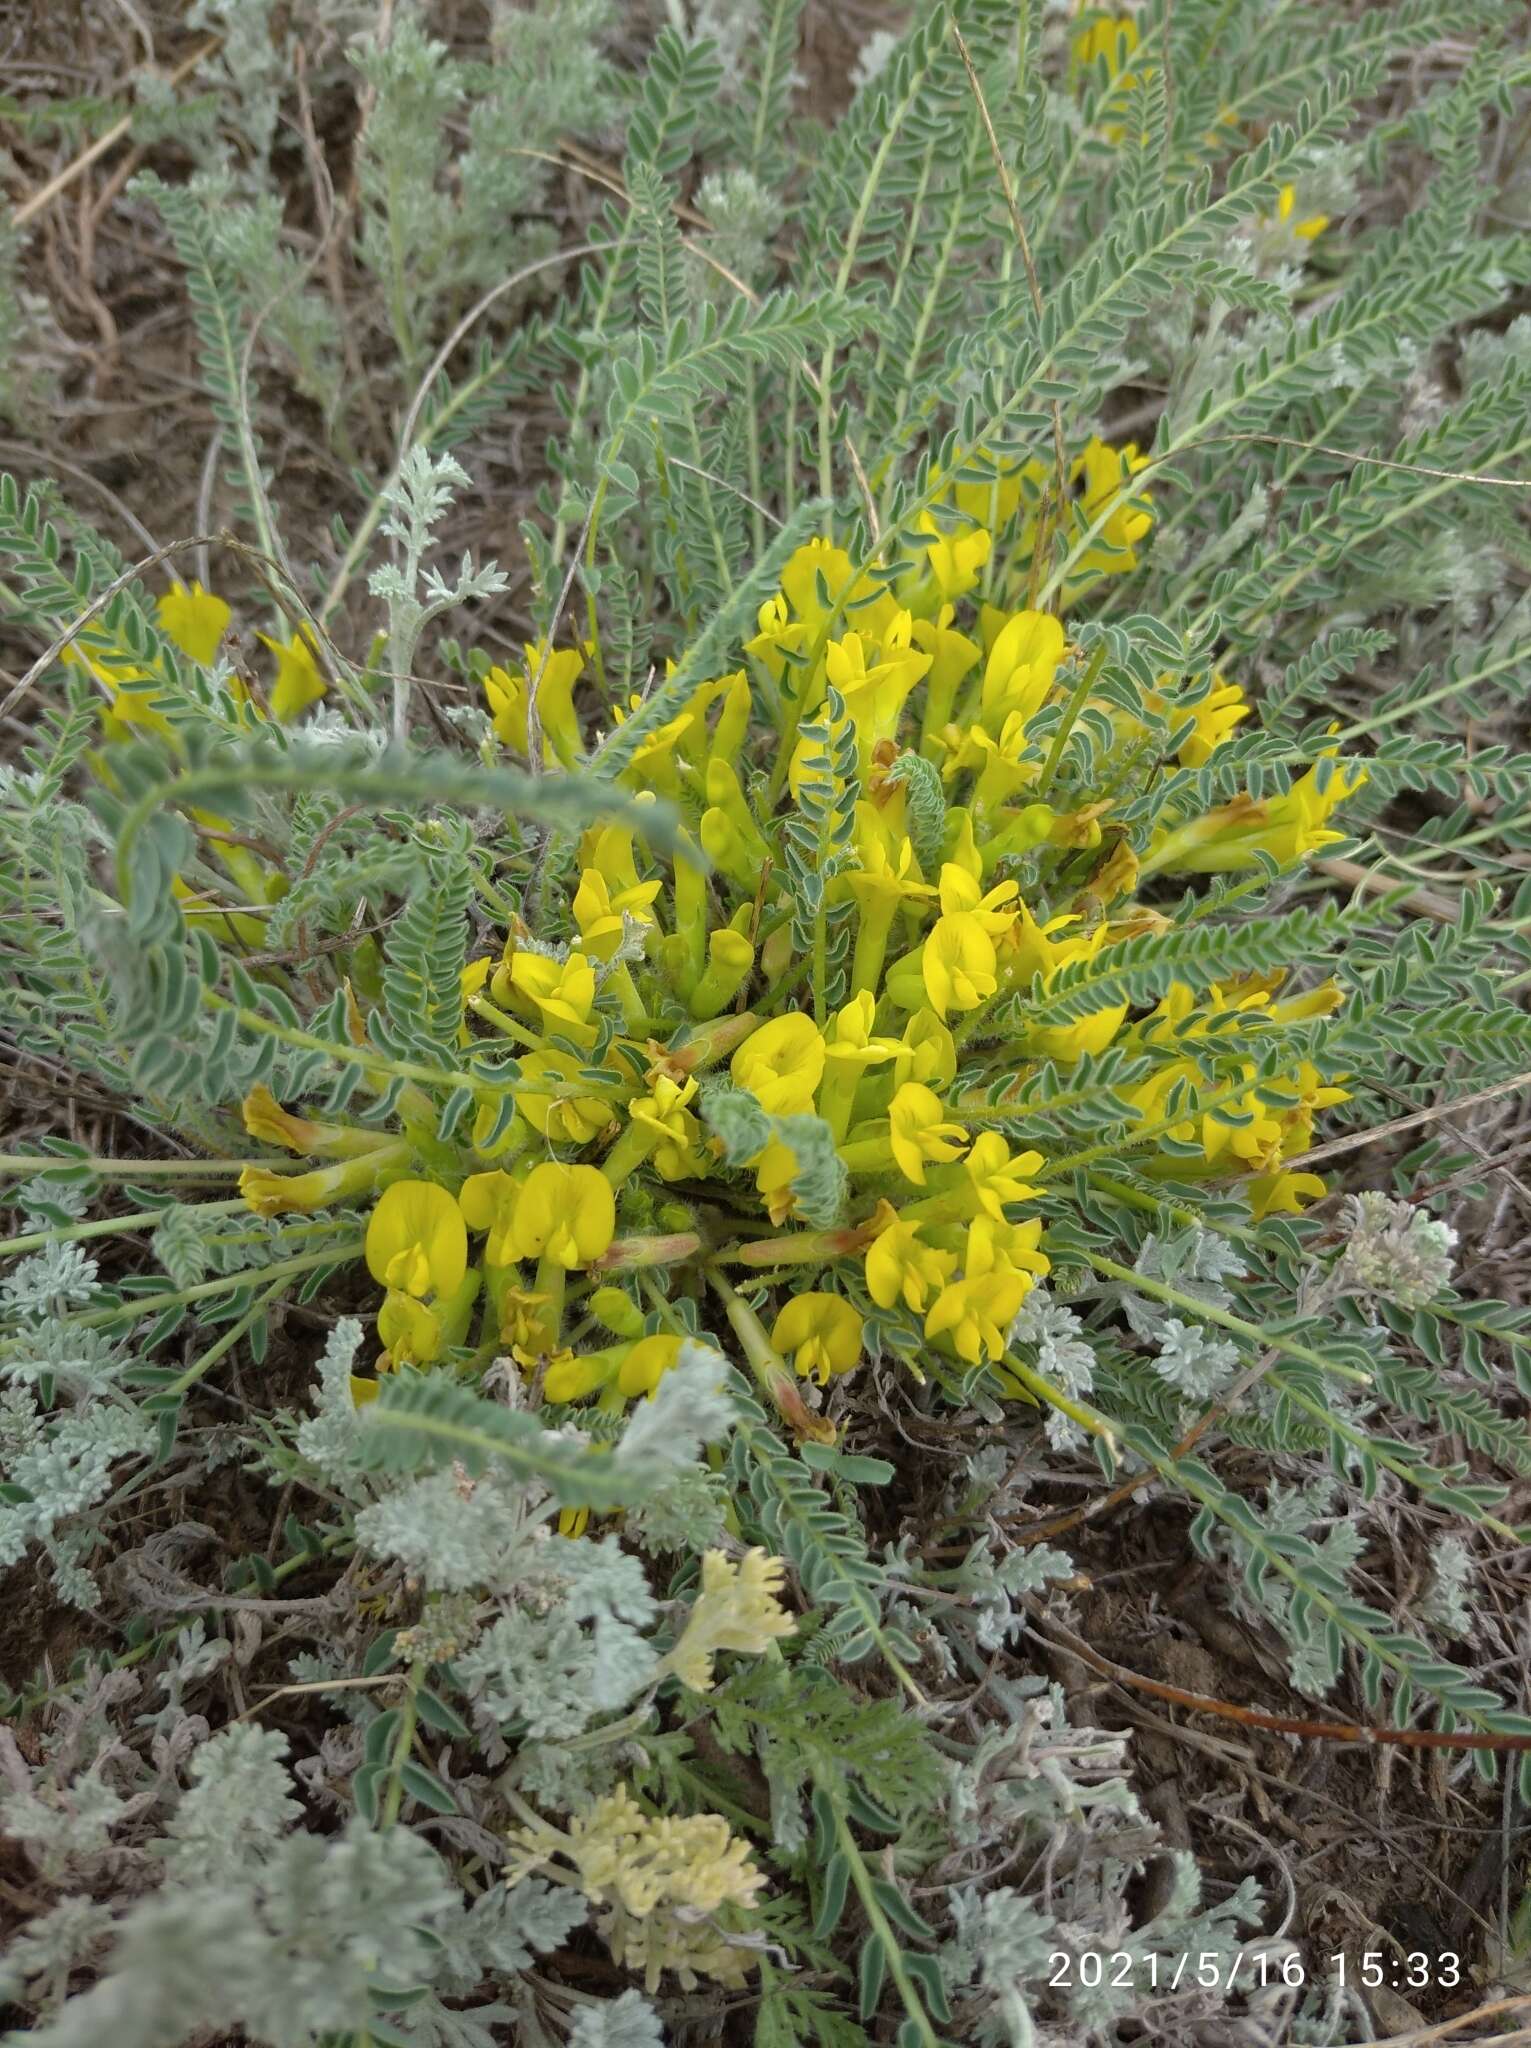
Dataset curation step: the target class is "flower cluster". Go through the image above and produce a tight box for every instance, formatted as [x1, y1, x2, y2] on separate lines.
[220, 448, 1362, 1439]
[508, 1784, 767, 1993]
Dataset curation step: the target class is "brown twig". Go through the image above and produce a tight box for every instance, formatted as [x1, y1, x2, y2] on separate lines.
[11, 39, 221, 228]
[1347, 1996, 1531, 2048]
[1033, 1611, 1531, 1753]
[1284, 1070, 1531, 1171]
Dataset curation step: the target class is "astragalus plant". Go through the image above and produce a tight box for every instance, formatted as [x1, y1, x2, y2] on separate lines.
[4, 4, 1531, 2045]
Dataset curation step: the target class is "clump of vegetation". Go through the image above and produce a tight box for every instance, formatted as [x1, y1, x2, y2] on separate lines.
[4, 3, 1531, 2044]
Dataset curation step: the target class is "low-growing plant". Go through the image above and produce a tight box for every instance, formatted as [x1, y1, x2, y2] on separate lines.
[4, 3, 1531, 2044]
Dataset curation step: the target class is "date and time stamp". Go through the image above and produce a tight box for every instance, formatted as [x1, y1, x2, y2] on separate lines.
[1046, 1949, 1464, 1994]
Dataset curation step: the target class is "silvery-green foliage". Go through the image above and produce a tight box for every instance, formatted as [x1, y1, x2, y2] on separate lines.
[0, 1769, 133, 1887]
[1132, 1227, 1248, 1310]
[568, 1989, 667, 2048]
[1123, 1228, 1245, 1399]
[1009, 1285, 1098, 1452]
[1148, 1315, 1240, 1401]
[355, 1463, 536, 1590]
[0, 1390, 154, 1609]
[1218, 1480, 1369, 1696]
[139, 1621, 233, 1737]
[293, 1316, 369, 1496]
[626, 1457, 730, 1554]
[162, 1724, 303, 1880]
[613, 1342, 737, 1472]
[945, 1539, 1077, 1654]
[1419, 1532, 1475, 1639]
[0, 1244, 99, 1315]
[454, 1534, 660, 1736]
[7, 1727, 581, 2048]
[432, 1878, 589, 1988]
[0, 1895, 116, 2006]
[1338, 1191, 1458, 1311]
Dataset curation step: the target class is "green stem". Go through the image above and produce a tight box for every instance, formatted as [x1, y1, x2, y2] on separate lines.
[0, 1241, 362, 1358]
[380, 1661, 426, 1827]
[1083, 1252, 1371, 1385]
[163, 1273, 292, 1398]
[0, 1155, 269, 1179]
[827, 1802, 939, 2048]
[0, 1196, 247, 1256]
[1036, 643, 1108, 797]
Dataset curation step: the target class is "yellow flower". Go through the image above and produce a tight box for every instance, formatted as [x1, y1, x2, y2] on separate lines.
[239, 1145, 405, 1218]
[365, 1179, 468, 1299]
[1070, 437, 1153, 579]
[66, 641, 173, 737]
[745, 538, 899, 690]
[458, 1168, 524, 1266]
[573, 866, 663, 963]
[823, 614, 932, 771]
[543, 1350, 614, 1403]
[257, 623, 326, 721]
[509, 949, 597, 1036]
[158, 580, 231, 665]
[754, 1136, 801, 1225]
[824, 992, 902, 1072]
[616, 1332, 685, 1397]
[888, 1082, 969, 1185]
[515, 1050, 613, 1145]
[483, 643, 585, 764]
[1009, 902, 1127, 1061]
[1070, 15, 1143, 146]
[922, 863, 1018, 1018]
[1247, 1168, 1329, 1218]
[771, 1293, 864, 1385]
[378, 1288, 442, 1367]
[1071, 10, 1139, 80]
[964, 1134, 1046, 1219]
[662, 1549, 796, 1691]
[700, 758, 774, 889]
[864, 1204, 958, 1313]
[610, 695, 698, 795]
[912, 604, 983, 733]
[689, 926, 755, 1020]
[1162, 673, 1250, 769]
[240, 1082, 393, 1160]
[1275, 184, 1328, 241]
[628, 1074, 704, 1181]
[1144, 757, 1366, 876]
[941, 445, 1028, 529]
[731, 1012, 825, 1117]
[511, 1161, 616, 1269]
[500, 1282, 556, 1360]
[923, 915, 997, 1018]
[892, 1008, 958, 1091]
[924, 1218, 1039, 1364]
[900, 511, 991, 608]
[981, 610, 1066, 727]
[846, 805, 935, 913]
